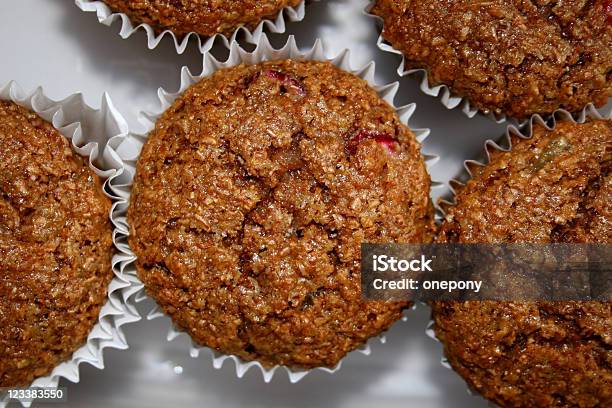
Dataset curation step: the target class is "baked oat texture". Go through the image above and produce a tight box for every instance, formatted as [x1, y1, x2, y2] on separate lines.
[128, 60, 435, 369]
[102, 0, 303, 37]
[371, 0, 612, 119]
[433, 119, 612, 407]
[0, 101, 114, 387]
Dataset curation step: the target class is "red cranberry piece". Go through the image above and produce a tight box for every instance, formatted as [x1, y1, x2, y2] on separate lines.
[263, 69, 306, 96]
[606, 0, 612, 24]
[346, 130, 398, 155]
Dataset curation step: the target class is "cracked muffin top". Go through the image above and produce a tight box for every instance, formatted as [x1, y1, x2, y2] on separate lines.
[128, 59, 435, 369]
[0, 101, 114, 387]
[433, 119, 612, 407]
[102, 0, 303, 37]
[371, 0, 612, 119]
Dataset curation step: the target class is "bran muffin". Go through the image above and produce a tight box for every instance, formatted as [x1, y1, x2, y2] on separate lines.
[0, 101, 114, 387]
[370, 0, 612, 119]
[433, 119, 612, 407]
[128, 60, 435, 369]
[102, 0, 303, 37]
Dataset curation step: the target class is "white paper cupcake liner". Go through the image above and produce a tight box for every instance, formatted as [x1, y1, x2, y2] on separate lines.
[426, 103, 611, 407]
[110, 33, 440, 383]
[0, 82, 141, 408]
[75, 0, 308, 55]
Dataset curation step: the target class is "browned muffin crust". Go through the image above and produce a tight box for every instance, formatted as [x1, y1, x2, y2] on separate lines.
[439, 120, 611, 243]
[371, 0, 612, 119]
[102, 0, 303, 37]
[128, 60, 435, 369]
[433, 301, 611, 408]
[0, 101, 114, 387]
[433, 120, 612, 407]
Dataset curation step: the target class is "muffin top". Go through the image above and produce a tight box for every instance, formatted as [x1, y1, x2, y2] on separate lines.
[0, 101, 114, 387]
[103, 0, 302, 37]
[371, 0, 612, 119]
[439, 119, 611, 243]
[433, 119, 611, 407]
[432, 301, 611, 408]
[128, 59, 434, 369]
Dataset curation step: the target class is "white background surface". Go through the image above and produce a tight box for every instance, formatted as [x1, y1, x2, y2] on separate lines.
[0, 1, 609, 407]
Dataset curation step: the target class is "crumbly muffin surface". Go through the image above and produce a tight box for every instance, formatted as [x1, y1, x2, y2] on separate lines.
[371, 0, 612, 119]
[433, 301, 611, 408]
[129, 60, 434, 369]
[0, 101, 114, 387]
[433, 120, 612, 407]
[439, 120, 611, 243]
[103, 0, 302, 37]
